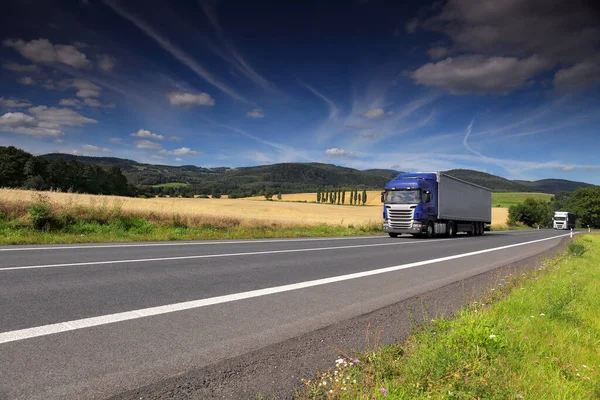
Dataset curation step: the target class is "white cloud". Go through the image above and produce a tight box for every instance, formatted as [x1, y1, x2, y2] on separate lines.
[3, 62, 39, 73]
[97, 54, 116, 72]
[246, 108, 264, 119]
[346, 123, 372, 130]
[28, 106, 97, 126]
[553, 58, 600, 91]
[73, 41, 89, 49]
[563, 165, 575, 171]
[83, 98, 115, 108]
[360, 108, 385, 120]
[242, 151, 272, 163]
[167, 91, 215, 107]
[3, 38, 92, 69]
[0, 97, 31, 108]
[82, 144, 111, 152]
[169, 135, 182, 141]
[323, 148, 358, 158]
[0, 112, 62, 137]
[175, 157, 183, 162]
[59, 98, 82, 108]
[412, 55, 550, 95]
[135, 140, 162, 150]
[19, 76, 35, 85]
[405, 18, 419, 33]
[108, 137, 122, 143]
[159, 147, 201, 156]
[150, 155, 164, 160]
[60, 79, 101, 98]
[131, 129, 165, 140]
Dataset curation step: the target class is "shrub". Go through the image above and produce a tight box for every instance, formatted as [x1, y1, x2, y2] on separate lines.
[568, 242, 586, 257]
[29, 202, 56, 230]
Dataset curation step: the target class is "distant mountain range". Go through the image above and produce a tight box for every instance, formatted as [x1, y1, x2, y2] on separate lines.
[41, 153, 594, 194]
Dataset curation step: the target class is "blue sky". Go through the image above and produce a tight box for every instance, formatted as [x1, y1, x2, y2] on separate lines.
[1, 0, 599, 183]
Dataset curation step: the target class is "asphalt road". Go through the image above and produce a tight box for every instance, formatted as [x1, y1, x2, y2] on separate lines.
[0, 230, 573, 399]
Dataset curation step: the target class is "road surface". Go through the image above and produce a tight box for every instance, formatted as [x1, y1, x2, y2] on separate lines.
[0, 230, 572, 399]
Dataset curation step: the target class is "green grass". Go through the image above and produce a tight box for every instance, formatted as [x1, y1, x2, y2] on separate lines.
[299, 234, 600, 399]
[492, 192, 553, 208]
[151, 182, 190, 188]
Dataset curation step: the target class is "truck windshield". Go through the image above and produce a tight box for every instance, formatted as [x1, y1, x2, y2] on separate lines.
[554, 217, 566, 221]
[385, 190, 421, 204]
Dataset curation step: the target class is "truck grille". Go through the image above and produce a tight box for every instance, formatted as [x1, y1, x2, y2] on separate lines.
[388, 209, 414, 229]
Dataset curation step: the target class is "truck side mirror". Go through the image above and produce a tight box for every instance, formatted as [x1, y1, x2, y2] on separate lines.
[380, 192, 385, 203]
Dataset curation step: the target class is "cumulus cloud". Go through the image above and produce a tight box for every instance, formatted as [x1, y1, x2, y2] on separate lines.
[3, 38, 92, 69]
[28, 106, 97, 126]
[82, 144, 111, 152]
[131, 129, 165, 140]
[167, 91, 215, 107]
[412, 55, 550, 95]
[134, 140, 162, 150]
[3, 62, 39, 72]
[150, 155, 164, 160]
[0, 97, 31, 108]
[323, 148, 358, 158]
[413, 0, 600, 93]
[59, 98, 82, 108]
[83, 98, 116, 108]
[97, 54, 116, 72]
[553, 58, 600, 91]
[169, 136, 182, 141]
[60, 79, 101, 98]
[175, 157, 183, 162]
[360, 108, 385, 120]
[0, 106, 97, 138]
[246, 109, 264, 118]
[159, 147, 201, 156]
[19, 76, 35, 85]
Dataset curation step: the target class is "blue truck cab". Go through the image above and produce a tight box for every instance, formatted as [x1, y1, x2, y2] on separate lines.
[382, 172, 491, 238]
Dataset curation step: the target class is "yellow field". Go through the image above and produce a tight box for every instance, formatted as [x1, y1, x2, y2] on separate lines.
[0, 189, 509, 228]
[243, 191, 384, 206]
[0, 189, 380, 227]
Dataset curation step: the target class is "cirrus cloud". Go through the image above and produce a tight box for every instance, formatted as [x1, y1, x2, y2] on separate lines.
[323, 148, 358, 158]
[159, 147, 201, 156]
[167, 91, 214, 107]
[246, 109, 264, 118]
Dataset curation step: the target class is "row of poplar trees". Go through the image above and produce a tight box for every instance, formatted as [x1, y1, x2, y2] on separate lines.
[316, 188, 368, 205]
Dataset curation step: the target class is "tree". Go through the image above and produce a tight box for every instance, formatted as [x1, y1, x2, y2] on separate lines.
[354, 190, 359, 205]
[567, 187, 600, 228]
[342, 190, 346, 205]
[277, 192, 282, 200]
[264, 191, 273, 200]
[508, 198, 553, 228]
[316, 188, 321, 203]
[550, 191, 571, 211]
[362, 190, 367, 205]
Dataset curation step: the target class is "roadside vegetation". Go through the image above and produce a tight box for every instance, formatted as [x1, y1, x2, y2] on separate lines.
[0, 193, 381, 245]
[298, 234, 600, 399]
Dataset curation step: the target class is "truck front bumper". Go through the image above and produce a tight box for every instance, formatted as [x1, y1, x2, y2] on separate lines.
[383, 221, 426, 234]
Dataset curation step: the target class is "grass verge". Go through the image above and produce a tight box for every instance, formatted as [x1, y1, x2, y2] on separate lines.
[298, 234, 600, 399]
[492, 192, 553, 208]
[0, 195, 381, 245]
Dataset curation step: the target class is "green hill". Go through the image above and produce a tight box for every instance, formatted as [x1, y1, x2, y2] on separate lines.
[37, 153, 594, 195]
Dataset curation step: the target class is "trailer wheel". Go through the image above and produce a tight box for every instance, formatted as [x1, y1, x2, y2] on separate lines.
[480, 223, 485, 235]
[447, 221, 456, 237]
[426, 221, 435, 238]
[466, 222, 474, 236]
[475, 222, 482, 236]
[388, 232, 399, 238]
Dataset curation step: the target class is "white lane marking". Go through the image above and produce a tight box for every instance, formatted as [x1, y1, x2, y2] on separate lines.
[0, 233, 572, 344]
[0, 239, 451, 271]
[0, 235, 388, 252]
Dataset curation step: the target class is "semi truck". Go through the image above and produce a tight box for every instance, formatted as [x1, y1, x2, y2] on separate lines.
[382, 172, 492, 238]
[553, 211, 576, 230]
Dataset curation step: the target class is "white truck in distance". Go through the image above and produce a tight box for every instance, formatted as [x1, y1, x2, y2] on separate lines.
[553, 211, 576, 230]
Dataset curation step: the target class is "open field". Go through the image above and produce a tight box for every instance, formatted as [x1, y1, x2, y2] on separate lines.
[299, 234, 600, 399]
[151, 182, 190, 188]
[0, 189, 510, 229]
[0, 189, 379, 227]
[492, 192, 553, 207]
[244, 191, 552, 209]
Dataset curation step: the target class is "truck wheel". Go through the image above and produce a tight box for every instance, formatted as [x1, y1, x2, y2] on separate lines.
[388, 232, 399, 238]
[466, 222, 474, 236]
[480, 223, 485, 235]
[447, 221, 456, 237]
[426, 221, 435, 238]
[476, 222, 482, 236]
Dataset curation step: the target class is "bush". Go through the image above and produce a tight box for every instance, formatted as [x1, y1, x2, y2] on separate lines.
[29, 202, 56, 230]
[568, 242, 586, 257]
[197, 194, 209, 199]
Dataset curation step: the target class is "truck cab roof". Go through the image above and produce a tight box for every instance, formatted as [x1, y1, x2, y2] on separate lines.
[384, 172, 437, 190]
